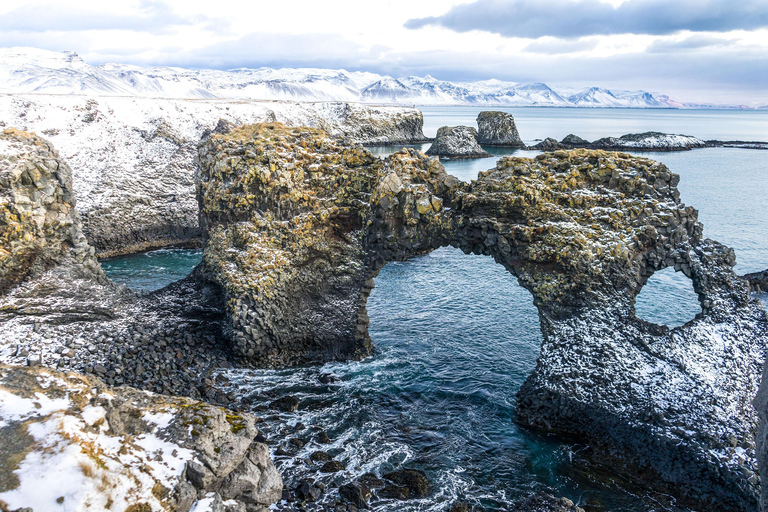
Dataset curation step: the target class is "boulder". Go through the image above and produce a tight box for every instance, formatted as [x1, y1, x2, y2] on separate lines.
[383, 469, 429, 497]
[528, 137, 568, 151]
[0, 364, 282, 512]
[476, 111, 524, 147]
[426, 126, 490, 158]
[197, 125, 767, 510]
[560, 134, 590, 146]
[509, 492, 584, 511]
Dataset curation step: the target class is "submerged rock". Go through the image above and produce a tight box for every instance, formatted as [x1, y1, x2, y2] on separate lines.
[426, 126, 490, 158]
[0, 364, 282, 511]
[197, 125, 767, 510]
[476, 111, 524, 147]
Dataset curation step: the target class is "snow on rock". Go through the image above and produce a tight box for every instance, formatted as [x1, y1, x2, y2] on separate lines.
[0, 94, 426, 256]
[425, 126, 490, 158]
[589, 132, 706, 151]
[0, 364, 282, 512]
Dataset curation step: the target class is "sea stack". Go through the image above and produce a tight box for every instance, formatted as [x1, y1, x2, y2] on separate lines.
[476, 111, 525, 147]
[426, 126, 490, 158]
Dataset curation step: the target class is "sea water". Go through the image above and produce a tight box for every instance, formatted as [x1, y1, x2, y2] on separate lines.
[102, 109, 768, 511]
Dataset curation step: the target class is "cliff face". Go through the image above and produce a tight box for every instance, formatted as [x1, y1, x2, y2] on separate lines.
[198, 127, 767, 510]
[0, 364, 282, 512]
[0, 96, 427, 257]
[0, 128, 101, 291]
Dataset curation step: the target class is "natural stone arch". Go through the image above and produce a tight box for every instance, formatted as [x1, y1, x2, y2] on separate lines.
[197, 123, 768, 511]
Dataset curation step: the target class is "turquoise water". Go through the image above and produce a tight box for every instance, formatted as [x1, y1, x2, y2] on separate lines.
[100, 248, 202, 292]
[101, 109, 768, 511]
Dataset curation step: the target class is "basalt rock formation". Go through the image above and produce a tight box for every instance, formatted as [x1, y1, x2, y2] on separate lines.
[0, 95, 427, 257]
[744, 268, 768, 293]
[425, 126, 491, 158]
[529, 137, 569, 151]
[0, 364, 282, 512]
[476, 111, 525, 147]
[198, 124, 767, 510]
[589, 131, 706, 151]
[0, 128, 103, 292]
[560, 134, 590, 147]
[525, 132, 706, 152]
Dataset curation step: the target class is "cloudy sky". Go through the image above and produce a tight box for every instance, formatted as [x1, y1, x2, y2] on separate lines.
[1, 0, 767, 104]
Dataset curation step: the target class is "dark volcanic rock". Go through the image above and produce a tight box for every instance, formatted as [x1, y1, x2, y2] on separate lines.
[476, 111, 524, 147]
[197, 125, 767, 510]
[529, 137, 568, 151]
[320, 460, 345, 473]
[270, 395, 300, 412]
[561, 134, 590, 146]
[379, 484, 410, 500]
[383, 469, 429, 497]
[756, 361, 768, 512]
[425, 126, 491, 158]
[509, 492, 584, 511]
[589, 131, 705, 151]
[309, 450, 332, 462]
[339, 481, 372, 508]
[743, 268, 768, 293]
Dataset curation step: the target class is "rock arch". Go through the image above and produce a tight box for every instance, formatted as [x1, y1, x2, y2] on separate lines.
[197, 123, 767, 510]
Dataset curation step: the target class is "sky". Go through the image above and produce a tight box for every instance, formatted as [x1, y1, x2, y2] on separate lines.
[1, 0, 767, 105]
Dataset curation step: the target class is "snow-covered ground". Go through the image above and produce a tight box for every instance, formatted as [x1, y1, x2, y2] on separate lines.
[0, 47, 684, 108]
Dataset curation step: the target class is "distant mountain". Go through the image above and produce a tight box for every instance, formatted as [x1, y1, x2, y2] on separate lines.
[0, 47, 695, 108]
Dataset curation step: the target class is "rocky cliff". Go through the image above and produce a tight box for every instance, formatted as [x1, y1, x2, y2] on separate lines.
[0, 95, 426, 257]
[476, 111, 525, 147]
[425, 126, 490, 158]
[197, 126, 767, 510]
[0, 364, 282, 512]
[0, 128, 102, 291]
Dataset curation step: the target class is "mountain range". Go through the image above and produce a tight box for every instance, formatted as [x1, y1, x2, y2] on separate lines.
[0, 47, 730, 109]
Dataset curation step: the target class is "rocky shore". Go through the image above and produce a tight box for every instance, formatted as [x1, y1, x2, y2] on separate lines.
[2, 121, 768, 512]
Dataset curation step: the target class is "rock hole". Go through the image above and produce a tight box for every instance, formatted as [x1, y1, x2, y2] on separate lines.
[634, 267, 701, 327]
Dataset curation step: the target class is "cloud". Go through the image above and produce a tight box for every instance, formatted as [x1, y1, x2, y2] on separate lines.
[524, 38, 599, 54]
[139, 32, 388, 71]
[405, 0, 768, 38]
[647, 34, 737, 53]
[0, 0, 226, 34]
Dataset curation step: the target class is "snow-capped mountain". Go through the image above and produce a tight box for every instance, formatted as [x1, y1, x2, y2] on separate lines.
[0, 47, 685, 108]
